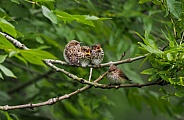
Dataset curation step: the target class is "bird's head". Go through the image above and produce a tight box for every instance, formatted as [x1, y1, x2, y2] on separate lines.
[81, 46, 91, 56]
[91, 44, 102, 52]
[108, 64, 117, 72]
[69, 40, 82, 46]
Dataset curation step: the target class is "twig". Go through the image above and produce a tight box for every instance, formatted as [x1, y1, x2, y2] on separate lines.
[0, 32, 155, 111]
[0, 72, 107, 110]
[88, 68, 93, 81]
[0, 32, 29, 50]
[44, 54, 148, 68]
[0, 32, 148, 68]
[44, 59, 163, 89]
[119, 52, 126, 61]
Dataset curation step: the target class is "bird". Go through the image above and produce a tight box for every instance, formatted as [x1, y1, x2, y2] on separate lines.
[107, 64, 131, 85]
[63, 40, 82, 65]
[90, 44, 104, 65]
[78, 46, 91, 67]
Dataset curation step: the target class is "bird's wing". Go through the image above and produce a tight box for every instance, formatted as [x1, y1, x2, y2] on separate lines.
[118, 68, 130, 81]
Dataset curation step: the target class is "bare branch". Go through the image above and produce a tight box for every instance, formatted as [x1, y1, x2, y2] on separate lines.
[0, 32, 155, 111]
[119, 52, 126, 61]
[44, 53, 148, 68]
[0, 32, 29, 50]
[44, 59, 162, 89]
[88, 68, 93, 81]
[1, 32, 148, 68]
[0, 71, 107, 110]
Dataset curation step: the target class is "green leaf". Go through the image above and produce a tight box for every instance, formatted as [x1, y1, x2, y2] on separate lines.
[143, 17, 152, 33]
[55, 10, 109, 27]
[42, 5, 57, 24]
[0, 8, 15, 21]
[8, 114, 19, 120]
[137, 32, 163, 56]
[148, 73, 158, 81]
[138, 42, 160, 54]
[33, 0, 55, 2]
[0, 111, 7, 119]
[175, 91, 184, 97]
[166, 0, 182, 19]
[73, 15, 95, 27]
[20, 49, 57, 66]
[14, 55, 28, 65]
[179, 77, 184, 86]
[166, 53, 173, 61]
[36, 36, 44, 44]
[85, 15, 99, 20]
[85, 15, 112, 21]
[9, 50, 20, 57]
[0, 19, 17, 37]
[55, 11, 74, 23]
[161, 28, 178, 47]
[63, 101, 81, 116]
[55, 10, 95, 27]
[11, 0, 20, 4]
[139, 0, 151, 4]
[0, 55, 7, 63]
[0, 34, 16, 50]
[141, 68, 154, 75]
[0, 72, 3, 79]
[161, 95, 169, 100]
[4, 111, 13, 120]
[0, 64, 16, 78]
[138, 54, 149, 68]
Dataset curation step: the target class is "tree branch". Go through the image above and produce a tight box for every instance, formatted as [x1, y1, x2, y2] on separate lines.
[0, 32, 156, 111]
[0, 32, 29, 50]
[0, 31, 148, 68]
[88, 68, 93, 81]
[44, 53, 148, 68]
[0, 72, 107, 110]
[44, 59, 162, 89]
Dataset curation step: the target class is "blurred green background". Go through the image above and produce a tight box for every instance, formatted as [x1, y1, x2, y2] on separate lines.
[0, 0, 184, 120]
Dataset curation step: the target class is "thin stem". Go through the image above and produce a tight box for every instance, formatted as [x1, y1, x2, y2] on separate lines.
[88, 68, 93, 81]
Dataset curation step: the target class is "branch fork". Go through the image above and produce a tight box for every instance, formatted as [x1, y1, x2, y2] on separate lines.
[0, 32, 162, 111]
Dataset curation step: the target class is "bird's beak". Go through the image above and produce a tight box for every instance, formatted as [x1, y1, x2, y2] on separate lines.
[96, 46, 101, 52]
[86, 50, 90, 56]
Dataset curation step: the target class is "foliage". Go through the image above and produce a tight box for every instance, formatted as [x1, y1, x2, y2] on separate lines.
[139, 0, 184, 98]
[0, 0, 184, 120]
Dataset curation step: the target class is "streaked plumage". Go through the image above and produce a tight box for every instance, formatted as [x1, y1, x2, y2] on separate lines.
[107, 64, 130, 84]
[90, 44, 104, 65]
[63, 40, 81, 65]
[79, 46, 91, 67]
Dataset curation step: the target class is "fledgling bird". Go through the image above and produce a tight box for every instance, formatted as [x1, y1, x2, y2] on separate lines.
[63, 40, 81, 65]
[107, 64, 131, 85]
[79, 46, 91, 67]
[90, 44, 104, 65]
